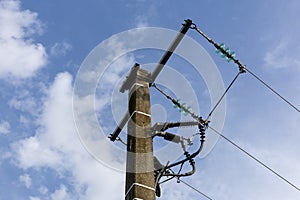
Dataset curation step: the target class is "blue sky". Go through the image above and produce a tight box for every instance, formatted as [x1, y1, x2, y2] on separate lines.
[0, 0, 300, 199]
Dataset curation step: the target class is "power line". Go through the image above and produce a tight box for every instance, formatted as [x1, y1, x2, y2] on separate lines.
[208, 125, 300, 193]
[153, 72, 300, 193]
[245, 67, 300, 113]
[191, 23, 300, 114]
[177, 178, 213, 200]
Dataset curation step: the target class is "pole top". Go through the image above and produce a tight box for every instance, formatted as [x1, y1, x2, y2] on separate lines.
[120, 63, 151, 93]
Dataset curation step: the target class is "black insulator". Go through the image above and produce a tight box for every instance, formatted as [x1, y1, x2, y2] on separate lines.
[164, 132, 181, 143]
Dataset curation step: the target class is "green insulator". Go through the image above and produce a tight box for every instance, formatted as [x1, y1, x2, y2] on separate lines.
[226, 51, 235, 62]
[216, 43, 225, 54]
[231, 51, 236, 58]
[183, 105, 191, 116]
[225, 47, 230, 53]
[173, 99, 181, 108]
[221, 48, 230, 58]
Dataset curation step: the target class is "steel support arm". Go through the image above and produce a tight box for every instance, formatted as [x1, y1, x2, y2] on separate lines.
[150, 19, 193, 84]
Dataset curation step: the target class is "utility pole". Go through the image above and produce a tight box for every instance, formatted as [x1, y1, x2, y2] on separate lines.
[122, 64, 156, 200]
[110, 19, 193, 200]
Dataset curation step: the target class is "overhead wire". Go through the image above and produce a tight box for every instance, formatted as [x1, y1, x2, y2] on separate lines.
[153, 20, 299, 195]
[177, 178, 213, 200]
[244, 67, 300, 113]
[152, 71, 300, 193]
[190, 21, 300, 193]
[191, 23, 300, 114]
[109, 19, 300, 199]
[208, 125, 300, 193]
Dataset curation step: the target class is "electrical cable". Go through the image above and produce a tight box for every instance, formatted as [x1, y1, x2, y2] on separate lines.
[155, 161, 170, 191]
[152, 70, 299, 192]
[245, 67, 300, 113]
[191, 23, 300, 113]
[177, 178, 213, 200]
[164, 129, 205, 170]
[206, 71, 242, 121]
[158, 165, 182, 185]
[208, 125, 300, 193]
[159, 174, 176, 185]
[162, 152, 196, 177]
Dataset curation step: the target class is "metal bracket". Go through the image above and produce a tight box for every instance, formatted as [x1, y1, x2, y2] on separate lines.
[152, 121, 199, 132]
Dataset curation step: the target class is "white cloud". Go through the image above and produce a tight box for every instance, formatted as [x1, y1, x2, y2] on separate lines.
[19, 173, 32, 188]
[38, 186, 49, 195]
[50, 185, 73, 200]
[0, 120, 10, 134]
[12, 72, 124, 199]
[135, 15, 149, 28]
[264, 39, 300, 69]
[9, 89, 42, 116]
[0, 0, 47, 78]
[1, 151, 11, 162]
[29, 197, 40, 200]
[19, 115, 30, 127]
[12, 136, 63, 169]
[50, 42, 72, 56]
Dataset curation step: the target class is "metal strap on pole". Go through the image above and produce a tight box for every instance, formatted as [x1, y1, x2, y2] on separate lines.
[125, 183, 156, 198]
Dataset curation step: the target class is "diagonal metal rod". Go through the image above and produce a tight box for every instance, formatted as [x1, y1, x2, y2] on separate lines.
[206, 71, 242, 121]
[109, 112, 130, 141]
[150, 19, 193, 84]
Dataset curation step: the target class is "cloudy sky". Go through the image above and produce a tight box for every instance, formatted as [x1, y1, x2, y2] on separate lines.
[0, 0, 300, 199]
